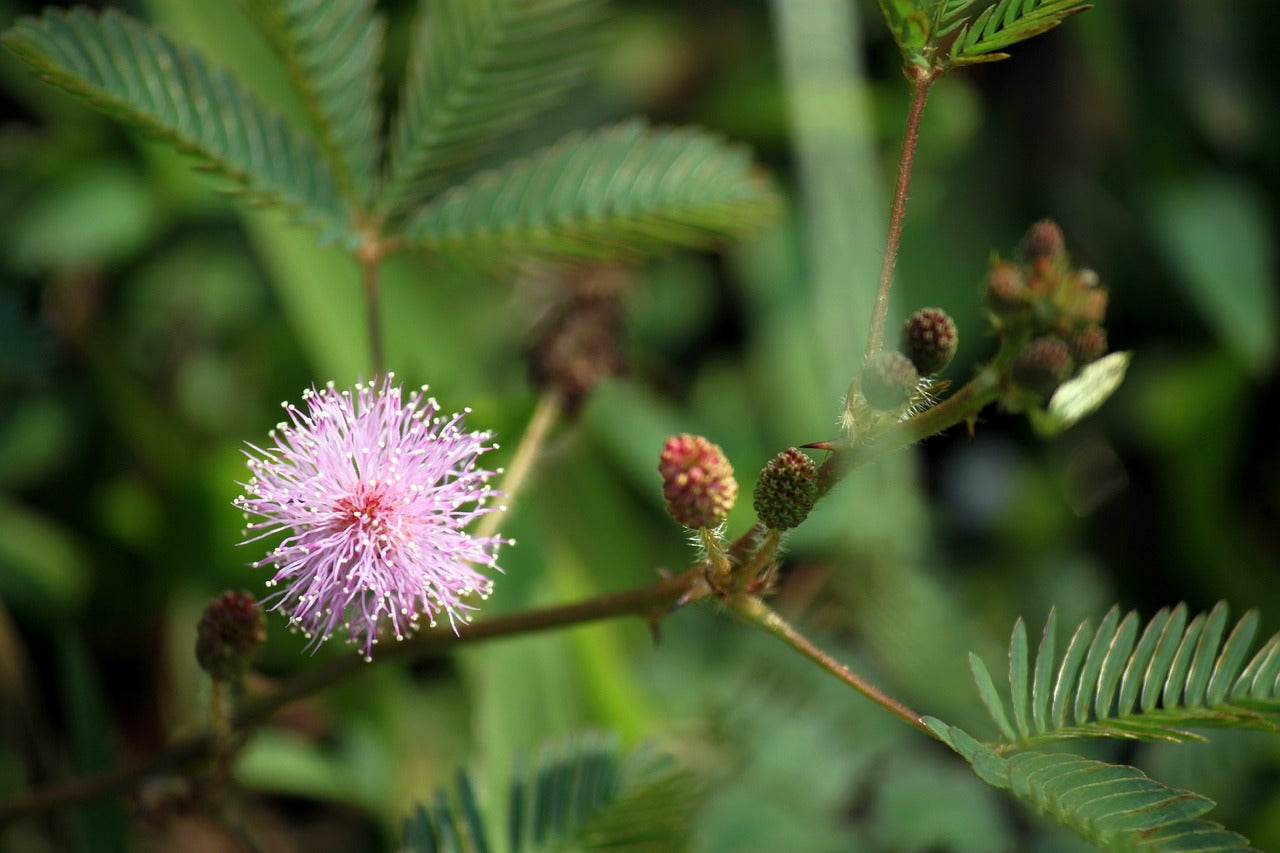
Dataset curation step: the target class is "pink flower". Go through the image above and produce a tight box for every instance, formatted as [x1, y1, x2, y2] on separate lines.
[234, 375, 507, 659]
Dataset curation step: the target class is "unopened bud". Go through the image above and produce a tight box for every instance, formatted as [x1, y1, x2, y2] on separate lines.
[1069, 326, 1108, 364]
[901, 308, 958, 376]
[1073, 288, 1108, 326]
[659, 434, 738, 529]
[985, 261, 1026, 315]
[754, 448, 819, 531]
[195, 591, 266, 683]
[861, 351, 919, 411]
[1012, 336, 1074, 397]
[1021, 219, 1066, 264]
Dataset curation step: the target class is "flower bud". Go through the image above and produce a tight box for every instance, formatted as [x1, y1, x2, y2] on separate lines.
[1072, 287, 1108, 326]
[1069, 326, 1108, 364]
[1021, 219, 1066, 264]
[658, 434, 738, 529]
[195, 591, 266, 683]
[1012, 336, 1074, 397]
[754, 448, 819, 531]
[985, 261, 1026, 315]
[861, 351, 919, 411]
[900, 308, 958, 376]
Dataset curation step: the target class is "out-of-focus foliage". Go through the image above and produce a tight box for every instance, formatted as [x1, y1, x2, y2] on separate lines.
[1, 0, 1279, 850]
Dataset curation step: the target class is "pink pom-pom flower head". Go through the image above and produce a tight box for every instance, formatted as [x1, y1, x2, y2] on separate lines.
[234, 375, 507, 660]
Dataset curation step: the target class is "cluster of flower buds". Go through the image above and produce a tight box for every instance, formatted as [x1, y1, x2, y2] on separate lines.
[985, 219, 1111, 403]
[859, 307, 960, 413]
[658, 434, 739, 531]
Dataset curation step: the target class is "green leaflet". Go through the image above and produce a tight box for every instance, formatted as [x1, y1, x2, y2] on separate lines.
[399, 733, 703, 853]
[947, 0, 1091, 66]
[403, 119, 782, 263]
[2, 7, 351, 241]
[243, 0, 385, 206]
[969, 602, 1280, 750]
[927, 719, 1261, 851]
[381, 0, 608, 218]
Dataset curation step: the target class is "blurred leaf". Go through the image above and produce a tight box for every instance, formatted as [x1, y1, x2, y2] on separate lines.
[2, 8, 352, 240]
[0, 498, 90, 613]
[235, 725, 393, 810]
[403, 120, 782, 263]
[244, 0, 384, 206]
[382, 0, 607, 217]
[55, 633, 127, 853]
[1149, 176, 1278, 374]
[0, 395, 71, 488]
[869, 758, 1012, 853]
[7, 162, 157, 273]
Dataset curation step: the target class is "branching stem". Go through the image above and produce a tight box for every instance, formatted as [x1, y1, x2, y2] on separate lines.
[730, 596, 934, 737]
[864, 68, 933, 362]
[0, 566, 701, 828]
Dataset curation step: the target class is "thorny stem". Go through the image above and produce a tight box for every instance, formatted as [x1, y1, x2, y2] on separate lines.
[730, 596, 935, 737]
[863, 68, 933, 362]
[0, 566, 702, 828]
[475, 389, 563, 543]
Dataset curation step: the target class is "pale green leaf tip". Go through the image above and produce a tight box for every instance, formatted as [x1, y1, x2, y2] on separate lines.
[1033, 351, 1132, 436]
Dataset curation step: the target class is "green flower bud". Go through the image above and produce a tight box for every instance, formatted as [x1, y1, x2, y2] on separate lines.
[861, 351, 919, 411]
[754, 448, 819, 531]
[900, 308, 959, 376]
[1012, 336, 1074, 397]
[658, 434, 738, 529]
[195, 591, 266, 683]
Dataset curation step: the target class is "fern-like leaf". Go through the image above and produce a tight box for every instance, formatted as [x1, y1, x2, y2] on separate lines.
[926, 718, 1261, 851]
[402, 119, 782, 263]
[969, 602, 1280, 750]
[1, 7, 351, 239]
[947, 0, 1090, 67]
[400, 732, 703, 853]
[242, 0, 385, 206]
[381, 0, 608, 217]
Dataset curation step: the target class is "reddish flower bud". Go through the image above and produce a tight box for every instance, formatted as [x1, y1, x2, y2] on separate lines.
[1012, 336, 1074, 397]
[196, 591, 266, 683]
[1069, 326, 1108, 364]
[861, 351, 919, 411]
[658, 434, 738, 529]
[901, 308, 959, 376]
[754, 448, 819, 531]
[1021, 219, 1066, 264]
[985, 261, 1026, 315]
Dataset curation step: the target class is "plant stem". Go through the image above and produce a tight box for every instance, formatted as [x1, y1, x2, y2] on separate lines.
[864, 68, 933, 362]
[358, 242, 384, 376]
[475, 390, 562, 542]
[0, 566, 701, 827]
[730, 595, 935, 738]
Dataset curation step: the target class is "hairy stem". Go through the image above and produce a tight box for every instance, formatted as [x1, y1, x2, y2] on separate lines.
[730, 595, 934, 737]
[864, 68, 933, 361]
[475, 390, 562, 543]
[0, 567, 700, 826]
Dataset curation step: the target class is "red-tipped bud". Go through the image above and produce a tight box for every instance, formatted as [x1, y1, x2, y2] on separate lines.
[861, 351, 919, 411]
[901, 308, 959, 376]
[659, 434, 738, 529]
[1021, 219, 1066, 264]
[985, 261, 1026, 315]
[1069, 326, 1108, 364]
[754, 448, 819, 531]
[195, 591, 266, 683]
[1012, 336, 1074, 397]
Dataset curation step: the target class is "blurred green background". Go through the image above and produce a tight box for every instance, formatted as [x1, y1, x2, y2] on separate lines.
[2, 0, 1279, 850]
